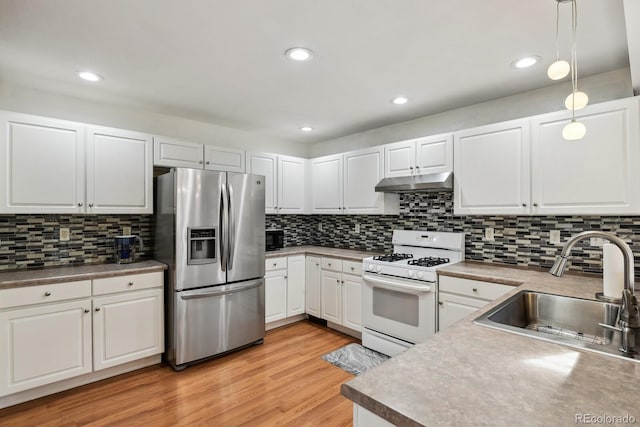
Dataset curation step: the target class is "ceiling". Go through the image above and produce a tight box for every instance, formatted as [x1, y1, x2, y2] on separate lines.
[0, 0, 633, 144]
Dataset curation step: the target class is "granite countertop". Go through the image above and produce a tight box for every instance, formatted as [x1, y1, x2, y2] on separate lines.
[0, 260, 167, 289]
[342, 261, 640, 426]
[265, 245, 382, 261]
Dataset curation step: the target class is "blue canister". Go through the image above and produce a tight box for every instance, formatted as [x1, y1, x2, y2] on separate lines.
[114, 235, 144, 264]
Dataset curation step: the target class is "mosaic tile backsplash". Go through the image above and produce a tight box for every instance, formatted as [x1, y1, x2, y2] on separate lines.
[0, 215, 153, 270]
[2, 191, 639, 276]
[267, 192, 640, 277]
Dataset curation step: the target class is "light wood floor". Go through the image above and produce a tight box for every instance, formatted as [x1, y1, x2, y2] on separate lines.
[0, 321, 359, 427]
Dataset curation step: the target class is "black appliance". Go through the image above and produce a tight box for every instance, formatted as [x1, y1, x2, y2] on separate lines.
[266, 229, 284, 251]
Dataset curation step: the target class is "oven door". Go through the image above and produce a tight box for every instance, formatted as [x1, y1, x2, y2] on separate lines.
[362, 273, 436, 344]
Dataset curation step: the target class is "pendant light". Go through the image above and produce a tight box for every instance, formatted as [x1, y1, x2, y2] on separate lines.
[562, 0, 587, 140]
[547, 0, 570, 80]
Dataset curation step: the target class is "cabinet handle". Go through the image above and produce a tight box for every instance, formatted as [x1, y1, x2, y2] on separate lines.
[128, 281, 134, 287]
[350, 267, 354, 271]
[522, 203, 527, 207]
[206, 161, 210, 165]
[78, 202, 83, 207]
[533, 203, 538, 207]
[84, 309, 90, 313]
[44, 291, 51, 297]
[89, 203, 94, 208]
[341, 280, 344, 284]
[438, 301, 443, 306]
[472, 288, 478, 292]
[316, 263, 319, 266]
[416, 166, 420, 171]
[95, 307, 101, 312]
[336, 279, 340, 283]
[284, 275, 288, 279]
[273, 263, 277, 267]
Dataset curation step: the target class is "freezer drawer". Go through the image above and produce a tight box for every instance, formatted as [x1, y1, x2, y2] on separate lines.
[169, 278, 265, 368]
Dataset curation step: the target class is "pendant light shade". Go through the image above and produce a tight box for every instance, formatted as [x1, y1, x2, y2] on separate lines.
[564, 91, 589, 110]
[547, 60, 570, 80]
[562, 120, 586, 140]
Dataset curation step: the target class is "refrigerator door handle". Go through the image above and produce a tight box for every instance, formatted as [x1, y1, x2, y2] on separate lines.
[227, 182, 236, 270]
[220, 180, 228, 271]
[179, 281, 263, 299]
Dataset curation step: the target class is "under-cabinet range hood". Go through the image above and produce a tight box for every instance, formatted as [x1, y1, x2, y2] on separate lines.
[374, 171, 453, 193]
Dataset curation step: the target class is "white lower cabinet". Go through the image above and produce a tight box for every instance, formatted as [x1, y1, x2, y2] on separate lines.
[0, 272, 164, 399]
[354, 404, 395, 427]
[320, 258, 362, 331]
[305, 256, 322, 317]
[438, 275, 513, 332]
[321, 269, 343, 324]
[265, 256, 306, 324]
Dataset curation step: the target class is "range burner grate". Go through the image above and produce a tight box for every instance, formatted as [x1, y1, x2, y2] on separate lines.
[373, 253, 414, 262]
[408, 257, 450, 267]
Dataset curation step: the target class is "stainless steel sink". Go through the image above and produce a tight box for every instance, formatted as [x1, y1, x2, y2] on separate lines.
[474, 291, 640, 363]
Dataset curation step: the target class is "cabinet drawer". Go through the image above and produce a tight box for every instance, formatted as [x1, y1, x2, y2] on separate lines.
[438, 276, 513, 301]
[322, 258, 342, 272]
[0, 280, 91, 309]
[92, 272, 163, 296]
[342, 260, 362, 276]
[266, 257, 287, 271]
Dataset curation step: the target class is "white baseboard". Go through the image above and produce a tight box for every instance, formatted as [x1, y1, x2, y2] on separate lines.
[0, 355, 161, 410]
[265, 314, 307, 330]
[326, 321, 362, 340]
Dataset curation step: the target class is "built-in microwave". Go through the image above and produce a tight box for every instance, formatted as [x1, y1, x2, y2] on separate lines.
[266, 229, 284, 251]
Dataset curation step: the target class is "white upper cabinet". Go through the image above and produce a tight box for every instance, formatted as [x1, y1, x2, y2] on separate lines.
[384, 134, 453, 178]
[153, 136, 204, 169]
[0, 112, 86, 214]
[277, 155, 306, 214]
[204, 145, 245, 172]
[87, 126, 153, 214]
[248, 152, 306, 214]
[453, 119, 530, 215]
[154, 136, 245, 172]
[312, 148, 398, 215]
[311, 154, 344, 214]
[530, 97, 640, 215]
[0, 111, 152, 214]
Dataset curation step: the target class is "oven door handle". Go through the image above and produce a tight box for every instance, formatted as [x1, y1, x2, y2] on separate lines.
[363, 273, 434, 293]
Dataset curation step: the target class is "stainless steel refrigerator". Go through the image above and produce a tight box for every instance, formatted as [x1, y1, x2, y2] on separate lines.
[154, 168, 265, 371]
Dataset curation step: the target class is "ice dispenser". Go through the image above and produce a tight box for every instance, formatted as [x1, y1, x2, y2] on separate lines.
[187, 227, 216, 264]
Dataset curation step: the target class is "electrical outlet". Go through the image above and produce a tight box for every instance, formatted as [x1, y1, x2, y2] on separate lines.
[59, 228, 70, 242]
[355, 223, 360, 233]
[122, 226, 132, 236]
[590, 237, 606, 247]
[550, 230, 561, 244]
[318, 223, 323, 232]
[485, 227, 495, 241]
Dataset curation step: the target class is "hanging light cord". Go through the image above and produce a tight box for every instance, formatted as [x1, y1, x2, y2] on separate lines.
[570, 0, 578, 120]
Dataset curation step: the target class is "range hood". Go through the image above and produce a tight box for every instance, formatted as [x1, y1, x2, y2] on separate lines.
[374, 171, 453, 193]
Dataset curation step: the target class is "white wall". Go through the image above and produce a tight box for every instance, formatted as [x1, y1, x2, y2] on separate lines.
[309, 68, 634, 158]
[0, 81, 309, 158]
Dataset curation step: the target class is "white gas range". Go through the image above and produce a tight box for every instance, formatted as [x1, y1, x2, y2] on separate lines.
[361, 230, 465, 356]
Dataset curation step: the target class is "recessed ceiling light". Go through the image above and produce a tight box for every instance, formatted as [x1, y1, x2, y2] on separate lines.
[391, 96, 408, 105]
[301, 126, 313, 132]
[285, 47, 314, 62]
[512, 56, 540, 69]
[78, 71, 103, 82]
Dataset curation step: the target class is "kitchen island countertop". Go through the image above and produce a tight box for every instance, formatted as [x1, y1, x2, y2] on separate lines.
[341, 261, 640, 426]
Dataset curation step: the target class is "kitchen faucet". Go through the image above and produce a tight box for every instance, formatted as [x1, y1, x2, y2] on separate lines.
[549, 231, 640, 355]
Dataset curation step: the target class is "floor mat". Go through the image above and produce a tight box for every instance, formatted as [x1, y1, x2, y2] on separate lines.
[321, 343, 389, 375]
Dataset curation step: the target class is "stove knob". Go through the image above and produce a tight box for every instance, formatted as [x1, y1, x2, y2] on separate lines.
[407, 270, 414, 277]
[368, 264, 375, 271]
[417, 271, 424, 279]
[376, 265, 382, 273]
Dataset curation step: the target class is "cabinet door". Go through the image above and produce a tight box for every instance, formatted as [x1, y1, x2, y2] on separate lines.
[321, 270, 342, 324]
[87, 126, 153, 214]
[0, 112, 85, 214]
[342, 273, 362, 331]
[0, 299, 92, 396]
[305, 256, 322, 317]
[383, 139, 415, 177]
[92, 288, 163, 371]
[438, 292, 488, 332]
[344, 147, 384, 214]
[153, 136, 204, 169]
[531, 98, 640, 215]
[265, 269, 287, 323]
[278, 155, 306, 214]
[204, 145, 245, 172]
[247, 152, 277, 214]
[415, 133, 453, 175]
[454, 119, 530, 215]
[286, 255, 306, 317]
[311, 154, 343, 214]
